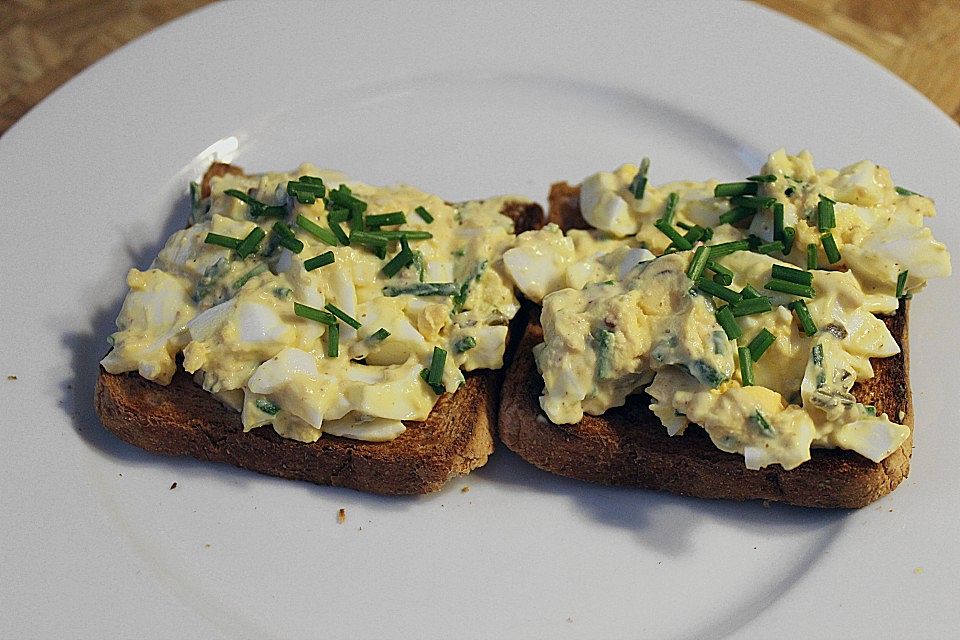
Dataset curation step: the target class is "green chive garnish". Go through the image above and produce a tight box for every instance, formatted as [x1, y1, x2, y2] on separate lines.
[738, 346, 754, 386]
[771, 264, 813, 286]
[365, 211, 407, 228]
[747, 174, 777, 183]
[748, 328, 776, 362]
[455, 336, 477, 353]
[773, 203, 785, 241]
[756, 241, 785, 255]
[236, 226, 266, 258]
[255, 398, 281, 415]
[204, 232, 240, 249]
[820, 232, 841, 264]
[327, 217, 349, 245]
[382, 282, 459, 297]
[304, 251, 335, 271]
[272, 221, 304, 254]
[661, 192, 679, 225]
[764, 279, 815, 298]
[715, 182, 759, 197]
[328, 184, 367, 216]
[730, 195, 776, 210]
[654, 220, 692, 250]
[788, 300, 818, 336]
[730, 296, 773, 317]
[686, 246, 712, 281]
[287, 177, 325, 204]
[896, 270, 909, 298]
[629, 157, 650, 199]
[716, 306, 741, 340]
[754, 411, 774, 435]
[806, 243, 818, 269]
[718, 206, 755, 225]
[740, 284, 763, 299]
[817, 195, 836, 231]
[375, 230, 433, 241]
[224, 189, 286, 218]
[707, 260, 734, 286]
[293, 302, 337, 325]
[682, 225, 713, 245]
[297, 214, 338, 246]
[328, 208, 351, 223]
[369, 328, 391, 342]
[707, 239, 750, 257]
[696, 277, 742, 304]
[895, 186, 919, 197]
[327, 322, 340, 357]
[324, 303, 361, 330]
[782, 226, 796, 255]
[382, 236, 415, 277]
[350, 230, 389, 251]
[427, 346, 446, 386]
[232, 264, 267, 290]
[224, 188, 258, 206]
[415, 206, 434, 223]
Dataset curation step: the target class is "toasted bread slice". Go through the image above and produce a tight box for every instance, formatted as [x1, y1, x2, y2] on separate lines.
[95, 166, 543, 495]
[497, 182, 913, 508]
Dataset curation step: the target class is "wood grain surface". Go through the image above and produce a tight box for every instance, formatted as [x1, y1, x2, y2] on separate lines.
[1, 0, 959, 136]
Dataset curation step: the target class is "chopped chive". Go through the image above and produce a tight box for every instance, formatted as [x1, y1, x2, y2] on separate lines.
[427, 346, 446, 386]
[455, 336, 477, 353]
[255, 398, 281, 415]
[715, 182, 759, 197]
[419, 369, 444, 395]
[224, 188, 258, 206]
[771, 264, 813, 286]
[782, 226, 796, 255]
[350, 230, 389, 250]
[748, 328, 776, 362]
[764, 279, 815, 298]
[254, 205, 287, 219]
[232, 264, 267, 290]
[811, 343, 823, 366]
[707, 260, 734, 286]
[715, 306, 742, 340]
[696, 277, 742, 304]
[350, 205, 366, 232]
[677, 221, 693, 231]
[754, 411, 774, 435]
[806, 243, 818, 269]
[204, 232, 240, 249]
[896, 270, 909, 298]
[817, 195, 836, 231]
[756, 241, 785, 255]
[287, 178, 325, 204]
[682, 224, 713, 245]
[366, 211, 406, 228]
[324, 303, 361, 330]
[304, 251, 335, 271]
[895, 186, 920, 197]
[773, 202, 784, 241]
[272, 221, 304, 254]
[788, 300, 818, 336]
[328, 184, 367, 216]
[327, 322, 340, 357]
[629, 157, 651, 199]
[414, 206, 435, 223]
[296, 214, 338, 246]
[686, 246, 712, 281]
[328, 208, 351, 223]
[661, 192, 679, 225]
[381, 246, 415, 277]
[740, 284, 763, 299]
[820, 232, 842, 264]
[730, 195, 776, 210]
[738, 346, 754, 386]
[327, 217, 350, 245]
[293, 302, 337, 325]
[718, 206, 755, 225]
[730, 296, 773, 317]
[368, 328, 391, 342]
[707, 239, 750, 257]
[654, 220, 693, 250]
[382, 282, 459, 297]
[236, 226, 266, 258]
[747, 174, 777, 183]
[375, 230, 433, 241]
[300, 176, 324, 186]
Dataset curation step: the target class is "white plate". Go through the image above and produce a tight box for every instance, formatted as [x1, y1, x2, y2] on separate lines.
[2, 2, 958, 638]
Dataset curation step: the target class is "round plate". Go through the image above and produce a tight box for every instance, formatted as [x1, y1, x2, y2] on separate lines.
[2, 2, 958, 638]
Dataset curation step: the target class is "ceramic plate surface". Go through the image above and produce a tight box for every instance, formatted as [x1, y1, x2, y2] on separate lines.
[2, 2, 958, 638]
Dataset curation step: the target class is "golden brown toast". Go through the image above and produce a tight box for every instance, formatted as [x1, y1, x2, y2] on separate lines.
[94, 165, 543, 495]
[497, 182, 913, 508]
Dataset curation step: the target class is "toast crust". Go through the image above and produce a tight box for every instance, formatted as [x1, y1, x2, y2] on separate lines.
[498, 182, 913, 508]
[94, 164, 543, 494]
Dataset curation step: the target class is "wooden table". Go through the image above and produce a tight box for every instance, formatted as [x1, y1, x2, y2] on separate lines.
[2, 0, 959, 135]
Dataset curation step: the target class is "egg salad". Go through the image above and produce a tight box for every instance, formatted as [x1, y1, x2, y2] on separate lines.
[101, 166, 530, 443]
[506, 150, 950, 470]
